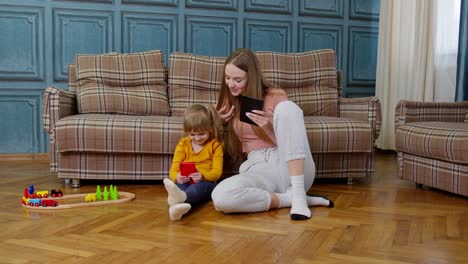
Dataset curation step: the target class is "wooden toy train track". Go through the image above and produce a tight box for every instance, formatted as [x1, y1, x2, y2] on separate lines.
[22, 191, 135, 210]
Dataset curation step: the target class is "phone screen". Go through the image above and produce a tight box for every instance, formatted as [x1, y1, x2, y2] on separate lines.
[239, 95, 263, 126]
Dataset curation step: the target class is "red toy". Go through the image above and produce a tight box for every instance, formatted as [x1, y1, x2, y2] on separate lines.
[41, 200, 58, 207]
[180, 162, 196, 184]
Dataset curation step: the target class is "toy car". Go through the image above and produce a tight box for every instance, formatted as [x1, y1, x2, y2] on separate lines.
[41, 200, 58, 207]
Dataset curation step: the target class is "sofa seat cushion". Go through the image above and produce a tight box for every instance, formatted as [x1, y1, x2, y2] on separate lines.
[304, 116, 373, 153]
[395, 122, 468, 164]
[55, 114, 184, 154]
[75, 50, 169, 116]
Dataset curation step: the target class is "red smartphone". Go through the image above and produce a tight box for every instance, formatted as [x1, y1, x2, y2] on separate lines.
[179, 162, 196, 184]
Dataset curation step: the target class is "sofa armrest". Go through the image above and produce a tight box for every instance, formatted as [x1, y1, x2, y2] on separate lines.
[42, 86, 77, 133]
[339, 96, 382, 140]
[395, 100, 468, 130]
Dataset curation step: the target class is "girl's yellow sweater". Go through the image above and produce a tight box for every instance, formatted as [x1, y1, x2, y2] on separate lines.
[169, 137, 224, 182]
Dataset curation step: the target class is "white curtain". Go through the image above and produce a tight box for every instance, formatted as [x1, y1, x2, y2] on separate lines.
[375, 0, 460, 150]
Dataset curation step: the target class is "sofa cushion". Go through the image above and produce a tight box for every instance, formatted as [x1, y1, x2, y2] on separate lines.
[75, 50, 169, 116]
[395, 122, 468, 164]
[168, 52, 226, 116]
[256, 49, 338, 117]
[304, 116, 372, 153]
[55, 114, 184, 155]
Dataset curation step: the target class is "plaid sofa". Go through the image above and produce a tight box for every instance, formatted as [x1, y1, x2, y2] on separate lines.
[43, 49, 381, 186]
[395, 100, 468, 196]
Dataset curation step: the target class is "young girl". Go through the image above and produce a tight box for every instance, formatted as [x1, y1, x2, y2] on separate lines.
[164, 104, 224, 221]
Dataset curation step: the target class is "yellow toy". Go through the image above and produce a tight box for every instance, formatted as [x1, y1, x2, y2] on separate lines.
[84, 194, 96, 202]
[36, 191, 49, 198]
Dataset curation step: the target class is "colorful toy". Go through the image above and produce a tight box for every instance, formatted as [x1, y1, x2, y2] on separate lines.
[22, 185, 63, 206]
[50, 189, 63, 198]
[36, 191, 49, 198]
[22, 184, 134, 210]
[92, 185, 118, 202]
[41, 199, 58, 207]
[85, 194, 96, 202]
[22, 185, 59, 207]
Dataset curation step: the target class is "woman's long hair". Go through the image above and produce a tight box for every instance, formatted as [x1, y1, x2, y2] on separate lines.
[183, 104, 224, 143]
[216, 48, 274, 162]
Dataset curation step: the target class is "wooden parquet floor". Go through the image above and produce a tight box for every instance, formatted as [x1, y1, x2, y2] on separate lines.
[0, 151, 467, 264]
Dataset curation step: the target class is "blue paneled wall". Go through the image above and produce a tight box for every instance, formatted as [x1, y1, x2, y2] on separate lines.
[0, 0, 379, 153]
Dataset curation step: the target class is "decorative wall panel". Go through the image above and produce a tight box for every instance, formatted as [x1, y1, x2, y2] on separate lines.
[122, 0, 177, 6]
[348, 26, 378, 85]
[298, 23, 343, 68]
[350, 0, 380, 20]
[122, 12, 177, 60]
[59, 0, 113, 3]
[0, 0, 380, 153]
[186, 16, 236, 56]
[245, 0, 291, 14]
[300, 0, 344, 18]
[53, 9, 113, 81]
[0, 92, 44, 153]
[0, 6, 44, 80]
[186, 0, 237, 10]
[245, 20, 291, 52]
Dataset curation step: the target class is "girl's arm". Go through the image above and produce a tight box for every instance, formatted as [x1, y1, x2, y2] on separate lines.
[198, 141, 224, 182]
[169, 140, 187, 181]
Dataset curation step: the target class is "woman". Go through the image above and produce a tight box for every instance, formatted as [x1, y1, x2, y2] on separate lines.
[212, 48, 333, 220]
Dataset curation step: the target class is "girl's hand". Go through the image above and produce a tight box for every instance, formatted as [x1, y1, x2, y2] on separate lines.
[175, 173, 191, 184]
[246, 110, 274, 131]
[217, 105, 235, 124]
[189, 171, 204, 183]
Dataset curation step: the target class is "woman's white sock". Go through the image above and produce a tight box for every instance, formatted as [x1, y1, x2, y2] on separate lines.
[290, 175, 311, 220]
[163, 178, 187, 206]
[277, 192, 332, 208]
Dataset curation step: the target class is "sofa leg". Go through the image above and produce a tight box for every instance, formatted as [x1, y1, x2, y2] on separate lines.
[416, 183, 423, 188]
[71, 178, 81, 188]
[347, 177, 353, 185]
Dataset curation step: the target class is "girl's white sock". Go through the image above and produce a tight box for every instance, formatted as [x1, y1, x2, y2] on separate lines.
[163, 178, 187, 206]
[169, 203, 191, 221]
[289, 175, 311, 220]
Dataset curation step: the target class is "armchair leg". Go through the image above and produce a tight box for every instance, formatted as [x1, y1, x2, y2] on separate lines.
[347, 177, 353, 185]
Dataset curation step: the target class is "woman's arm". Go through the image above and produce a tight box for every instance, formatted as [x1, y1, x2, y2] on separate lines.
[246, 88, 288, 143]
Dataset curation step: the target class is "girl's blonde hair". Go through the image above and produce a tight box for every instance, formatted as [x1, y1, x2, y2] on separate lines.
[183, 104, 224, 143]
[216, 48, 275, 162]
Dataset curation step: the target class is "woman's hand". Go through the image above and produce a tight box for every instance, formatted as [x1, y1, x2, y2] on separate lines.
[175, 173, 191, 184]
[217, 105, 235, 124]
[246, 110, 274, 133]
[189, 172, 204, 183]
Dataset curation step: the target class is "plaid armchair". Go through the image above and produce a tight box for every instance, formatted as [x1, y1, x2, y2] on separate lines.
[395, 100, 468, 196]
[43, 49, 381, 187]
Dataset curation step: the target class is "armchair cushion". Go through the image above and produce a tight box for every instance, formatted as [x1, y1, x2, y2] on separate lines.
[75, 50, 169, 116]
[395, 122, 468, 164]
[256, 49, 338, 117]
